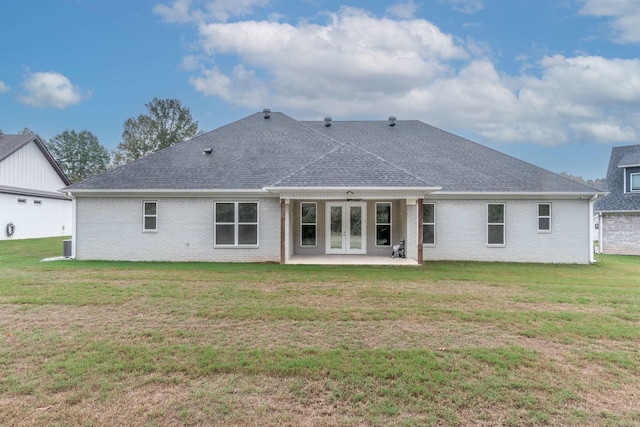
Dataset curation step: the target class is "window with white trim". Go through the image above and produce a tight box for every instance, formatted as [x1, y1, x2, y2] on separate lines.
[376, 202, 392, 246]
[631, 173, 640, 191]
[215, 202, 258, 246]
[423, 203, 435, 245]
[538, 203, 551, 232]
[487, 203, 505, 245]
[301, 202, 317, 246]
[143, 201, 157, 231]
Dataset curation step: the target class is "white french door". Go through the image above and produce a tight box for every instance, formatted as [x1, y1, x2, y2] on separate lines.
[325, 202, 367, 254]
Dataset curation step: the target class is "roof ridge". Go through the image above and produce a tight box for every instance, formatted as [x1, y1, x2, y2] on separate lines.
[269, 120, 431, 187]
[268, 119, 347, 186]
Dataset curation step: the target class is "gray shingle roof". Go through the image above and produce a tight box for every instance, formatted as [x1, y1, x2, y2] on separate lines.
[0, 133, 37, 161]
[66, 111, 601, 194]
[594, 145, 640, 212]
[618, 151, 640, 167]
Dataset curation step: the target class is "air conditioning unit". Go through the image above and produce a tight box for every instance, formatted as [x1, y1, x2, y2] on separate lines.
[63, 239, 72, 258]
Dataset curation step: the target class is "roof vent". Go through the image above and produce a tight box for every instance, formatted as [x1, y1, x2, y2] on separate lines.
[263, 108, 271, 119]
[203, 148, 213, 155]
[388, 116, 396, 127]
[324, 117, 332, 127]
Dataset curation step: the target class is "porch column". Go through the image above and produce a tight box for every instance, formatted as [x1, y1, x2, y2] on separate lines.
[417, 199, 423, 265]
[280, 199, 286, 264]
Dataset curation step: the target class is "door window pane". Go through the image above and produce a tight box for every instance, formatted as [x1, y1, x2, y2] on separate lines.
[350, 206, 362, 250]
[331, 206, 343, 249]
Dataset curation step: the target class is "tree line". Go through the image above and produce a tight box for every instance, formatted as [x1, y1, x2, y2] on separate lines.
[21, 98, 199, 183]
[559, 172, 606, 190]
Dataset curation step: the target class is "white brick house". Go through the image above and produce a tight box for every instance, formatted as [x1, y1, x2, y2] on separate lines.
[65, 111, 603, 264]
[0, 133, 72, 240]
[594, 145, 640, 255]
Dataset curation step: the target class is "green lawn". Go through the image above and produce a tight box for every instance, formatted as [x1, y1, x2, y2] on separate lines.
[1, 237, 639, 426]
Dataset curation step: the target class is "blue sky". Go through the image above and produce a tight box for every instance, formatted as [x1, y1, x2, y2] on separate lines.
[2, 0, 640, 180]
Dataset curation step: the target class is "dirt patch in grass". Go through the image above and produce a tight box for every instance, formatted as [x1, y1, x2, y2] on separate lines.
[2, 261, 639, 426]
[0, 374, 368, 427]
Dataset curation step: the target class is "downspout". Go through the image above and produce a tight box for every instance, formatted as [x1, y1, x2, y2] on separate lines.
[598, 211, 603, 255]
[280, 199, 286, 264]
[589, 195, 599, 264]
[417, 199, 423, 265]
[67, 192, 77, 259]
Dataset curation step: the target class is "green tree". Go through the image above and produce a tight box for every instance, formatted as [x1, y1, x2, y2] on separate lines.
[113, 98, 199, 165]
[559, 172, 606, 190]
[47, 130, 110, 183]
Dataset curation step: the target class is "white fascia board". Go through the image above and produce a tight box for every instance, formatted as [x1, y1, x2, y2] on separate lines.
[428, 191, 607, 200]
[596, 209, 640, 214]
[264, 186, 441, 192]
[618, 163, 640, 168]
[65, 189, 272, 198]
[264, 186, 442, 200]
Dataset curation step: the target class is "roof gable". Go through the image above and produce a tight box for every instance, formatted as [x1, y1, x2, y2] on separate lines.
[0, 133, 71, 187]
[594, 144, 640, 212]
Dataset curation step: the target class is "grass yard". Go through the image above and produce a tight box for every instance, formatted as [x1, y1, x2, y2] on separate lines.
[1, 237, 639, 426]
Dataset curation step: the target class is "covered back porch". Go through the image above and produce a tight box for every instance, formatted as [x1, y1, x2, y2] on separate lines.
[268, 187, 438, 265]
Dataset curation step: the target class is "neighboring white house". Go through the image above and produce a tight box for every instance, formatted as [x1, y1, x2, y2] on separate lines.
[0, 133, 72, 240]
[594, 144, 640, 255]
[64, 111, 603, 264]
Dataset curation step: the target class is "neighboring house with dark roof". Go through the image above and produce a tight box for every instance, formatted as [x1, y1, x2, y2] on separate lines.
[594, 144, 640, 255]
[0, 133, 72, 240]
[64, 111, 603, 264]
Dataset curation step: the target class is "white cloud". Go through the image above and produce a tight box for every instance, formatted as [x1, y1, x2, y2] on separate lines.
[20, 71, 88, 109]
[205, 0, 269, 22]
[570, 120, 637, 143]
[0, 80, 9, 93]
[439, 0, 485, 14]
[161, 3, 640, 147]
[579, 0, 640, 43]
[154, 0, 269, 23]
[154, 0, 194, 23]
[386, 1, 420, 19]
